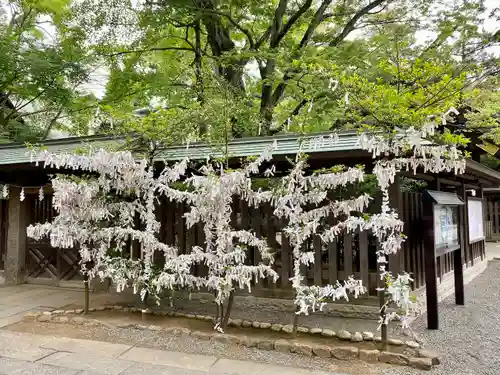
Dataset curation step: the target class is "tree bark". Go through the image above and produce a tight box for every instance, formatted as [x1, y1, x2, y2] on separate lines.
[221, 291, 234, 330]
[195, 0, 245, 92]
[84, 273, 90, 315]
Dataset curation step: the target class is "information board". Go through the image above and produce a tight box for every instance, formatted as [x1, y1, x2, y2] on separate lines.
[468, 198, 484, 242]
[434, 204, 459, 249]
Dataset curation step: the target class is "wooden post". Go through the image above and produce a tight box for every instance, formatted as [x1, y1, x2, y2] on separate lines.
[5, 188, 28, 285]
[455, 185, 467, 306]
[422, 197, 439, 330]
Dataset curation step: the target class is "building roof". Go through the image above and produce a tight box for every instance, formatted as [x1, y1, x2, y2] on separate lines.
[1, 132, 500, 188]
[0, 132, 361, 166]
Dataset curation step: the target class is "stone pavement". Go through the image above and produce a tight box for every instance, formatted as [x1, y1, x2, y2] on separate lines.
[0, 330, 350, 375]
[0, 285, 82, 329]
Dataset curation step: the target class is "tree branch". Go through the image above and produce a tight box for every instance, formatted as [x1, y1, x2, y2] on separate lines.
[42, 106, 64, 140]
[255, 26, 272, 49]
[271, 0, 333, 106]
[104, 47, 195, 57]
[329, 0, 387, 47]
[272, 0, 313, 48]
[188, 6, 255, 49]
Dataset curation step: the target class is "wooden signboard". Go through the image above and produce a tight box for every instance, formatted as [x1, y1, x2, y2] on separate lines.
[423, 190, 465, 330]
[468, 198, 485, 243]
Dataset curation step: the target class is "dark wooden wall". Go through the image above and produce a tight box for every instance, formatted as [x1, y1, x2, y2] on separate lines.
[22, 189, 486, 296]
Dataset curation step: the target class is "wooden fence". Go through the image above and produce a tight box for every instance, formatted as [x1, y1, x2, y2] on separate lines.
[24, 191, 485, 296]
[485, 199, 500, 241]
[25, 194, 82, 283]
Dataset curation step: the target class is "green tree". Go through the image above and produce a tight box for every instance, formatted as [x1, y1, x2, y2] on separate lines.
[62, 0, 499, 145]
[0, 0, 97, 143]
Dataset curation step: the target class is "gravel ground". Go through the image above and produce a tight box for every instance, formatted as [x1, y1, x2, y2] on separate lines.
[383, 259, 500, 375]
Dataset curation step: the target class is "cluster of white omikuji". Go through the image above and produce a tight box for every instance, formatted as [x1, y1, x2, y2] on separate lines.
[27, 121, 466, 331]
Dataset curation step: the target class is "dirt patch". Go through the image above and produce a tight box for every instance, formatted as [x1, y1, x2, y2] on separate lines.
[44, 309, 415, 355]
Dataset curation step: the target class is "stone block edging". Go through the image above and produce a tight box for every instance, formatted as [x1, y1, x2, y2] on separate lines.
[22, 308, 439, 371]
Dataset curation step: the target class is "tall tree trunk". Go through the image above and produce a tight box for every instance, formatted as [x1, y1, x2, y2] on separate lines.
[221, 291, 234, 330]
[195, 0, 245, 92]
[83, 272, 90, 315]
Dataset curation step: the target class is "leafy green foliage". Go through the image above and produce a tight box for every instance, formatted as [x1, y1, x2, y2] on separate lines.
[0, 0, 97, 143]
[60, 0, 496, 147]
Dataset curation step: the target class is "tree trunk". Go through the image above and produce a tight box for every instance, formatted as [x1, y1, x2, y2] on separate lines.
[292, 308, 300, 337]
[221, 291, 234, 330]
[195, 0, 245, 92]
[379, 285, 388, 350]
[83, 274, 90, 315]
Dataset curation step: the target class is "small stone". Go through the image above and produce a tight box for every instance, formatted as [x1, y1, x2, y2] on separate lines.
[297, 326, 309, 333]
[136, 324, 149, 330]
[186, 314, 196, 319]
[312, 345, 331, 358]
[374, 336, 382, 343]
[229, 319, 243, 327]
[122, 307, 130, 313]
[260, 322, 271, 329]
[240, 337, 259, 348]
[23, 312, 39, 321]
[359, 349, 380, 363]
[409, 357, 432, 370]
[43, 311, 52, 316]
[148, 325, 162, 331]
[337, 330, 352, 340]
[113, 305, 122, 310]
[174, 312, 186, 318]
[292, 342, 313, 356]
[331, 346, 359, 360]
[72, 317, 86, 325]
[88, 308, 96, 312]
[310, 327, 323, 334]
[321, 329, 336, 337]
[379, 352, 409, 365]
[117, 323, 134, 329]
[282, 324, 294, 333]
[37, 315, 52, 322]
[75, 309, 84, 314]
[271, 324, 283, 332]
[203, 316, 214, 322]
[191, 331, 212, 340]
[195, 315, 206, 320]
[84, 320, 101, 327]
[53, 310, 64, 314]
[362, 332, 374, 341]
[388, 338, 404, 346]
[96, 307, 106, 311]
[65, 309, 75, 314]
[164, 327, 191, 336]
[242, 320, 252, 328]
[405, 340, 420, 349]
[418, 349, 441, 365]
[274, 339, 293, 353]
[257, 340, 274, 351]
[55, 316, 69, 323]
[351, 332, 363, 342]
[212, 333, 240, 345]
[252, 321, 261, 328]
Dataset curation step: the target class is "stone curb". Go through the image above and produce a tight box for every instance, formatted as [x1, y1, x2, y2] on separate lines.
[22, 309, 437, 371]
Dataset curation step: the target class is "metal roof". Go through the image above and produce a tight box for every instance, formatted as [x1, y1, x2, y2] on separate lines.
[0, 135, 125, 166]
[0, 132, 362, 166]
